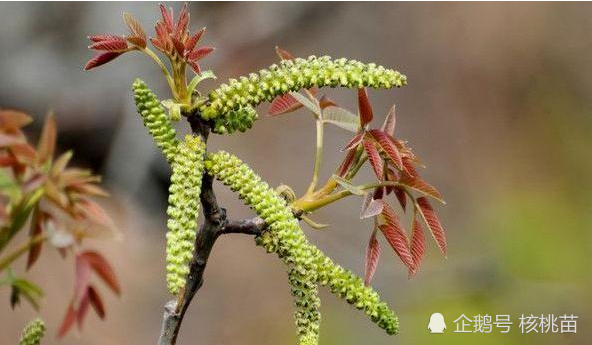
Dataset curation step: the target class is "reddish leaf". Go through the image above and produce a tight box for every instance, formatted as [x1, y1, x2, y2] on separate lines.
[381, 104, 397, 136]
[364, 228, 381, 286]
[275, 46, 294, 60]
[171, 37, 185, 56]
[122, 12, 146, 44]
[23, 173, 46, 194]
[185, 27, 205, 53]
[84, 52, 123, 70]
[37, 113, 57, 165]
[319, 94, 337, 109]
[363, 139, 383, 180]
[87, 285, 106, 319]
[159, 4, 173, 32]
[360, 194, 384, 219]
[88, 34, 123, 43]
[394, 187, 407, 211]
[369, 129, 403, 170]
[89, 39, 128, 52]
[77, 288, 91, 329]
[417, 197, 447, 256]
[399, 173, 444, 203]
[77, 198, 113, 227]
[58, 303, 77, 338]
[187, 46, 214, 61]
[26, 209, 44, 270]
[268, 93, 302, 116]
[409, 217, 426, 276]
[69, 183, 109, 197]
[402, 157, 418, 177]
[188, 60, 201, 74]
[380, 203, 414, 271]
[126, 36, 146, 48]
[357, 88, 373, 126]
[75, 254, 92, 301]
[80, 251, 121, 295]
[0, 133, 22, 147]
[173, 3, 189, 39]
[341, 132, 363, 151]
[10, 143, 36, 164]
[337, 149, 356, 177]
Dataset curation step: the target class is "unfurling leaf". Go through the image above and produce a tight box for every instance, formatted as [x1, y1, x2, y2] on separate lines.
[399, 173, 445, 204]
[58, 304, 77, 338]
[337, 149, 356, 177]
[381, 104, 396, 136]
[369, 129, 403, 170]
[36, 113, 57, 165]
[275, 46, 295, 60]
[416, 197, 447, 256]
[26, 209, 45, 270]
[363, 139, 383, 179]
[380, 203, 414, 271]
[364, 228, 381, 286]
[357, 88, 374, 126]
[122, 12, 147, 47]
[84, 52, 123, 70]
[322, 106, 360, 132]
[341, 132, 363, 152]
[268, 93, 303, 116]
[79, 251, 121, 295]
[289, 91, 320, 116]
[360, 193, 384, 219]
[87, 285, 105, 318]
[394, 187, 407, 211]
[318, 95, 337, 109]
[409, 217, 426, 276]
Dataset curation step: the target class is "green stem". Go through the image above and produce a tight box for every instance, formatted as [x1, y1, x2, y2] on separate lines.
[305, 120, 324, 195]
[140, 48, 177, 100]
[0, 234, 47, 272]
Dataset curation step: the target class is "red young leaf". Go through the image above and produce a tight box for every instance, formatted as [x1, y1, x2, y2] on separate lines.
[37, 112, 57, 165]
[159, 4, 173, 32]
[409, 217, 426, 276]
[171, 37, 185, 56]
[417, 197, 447, 256]
[77, 288, 91, 329]
[0, 133, 22, 147]
[77, 198, 113, 227]
[369, 129, 403, 170]
[357, 88, 374, 126]
[188, 60, 201, 74]
[10, 143, 36, 164]
[318, 94, 337, 109]
[122, 12, 146, 44]
[399, 173, 444, 203]
[26, 209, 44, 270]
[381, 104, 397, 136]
[126, 36, 146, 48]
[75, 254, 92, 301]
[337, 149, 356, 177]
[373, 186, 385, 200]
[79, 251, 121, 295]
[87, 285, 106, 319]
[88, 34, 124, 43]
[89, 39, 128, 52]
[187, 46, 214, 61]
[380, 203, 414, 271]
[275, 46, 295, 60]
[363, 139, 383, 180]
[360, 194, 384, 219]
[185, 27, 205, 53]
[268, 93, 303, 116]
[402, 156, 418, 177]
[84, 52, 123, 70]
[394, 187, 407, 211]
[341, 132, 363, 151]
[364, 228, 381, 286]
[58, 304, 77, 338]
[173, 3, 189, 39]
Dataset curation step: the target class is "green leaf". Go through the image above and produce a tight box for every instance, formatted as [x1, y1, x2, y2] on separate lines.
[9, 277, 43, 310]
[289, 91, 320, 116]
[322, 106, 360, 132]
[332, 174, 366, 196]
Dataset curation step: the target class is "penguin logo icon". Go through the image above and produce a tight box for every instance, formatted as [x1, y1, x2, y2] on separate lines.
[428, 313, 446, 333]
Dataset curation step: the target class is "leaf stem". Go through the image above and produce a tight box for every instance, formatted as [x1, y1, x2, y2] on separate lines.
[140, 47, 177, 100]
[305, 120, 324, 195]
[0, 234, 47, 272]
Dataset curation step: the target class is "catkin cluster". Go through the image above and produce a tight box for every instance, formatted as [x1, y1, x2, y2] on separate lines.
[132, 79, 180, 163]
[165, 135, 206, 295]
[199, 56, 407, 120]
[19, 319, 45, 345]
[206, 151, 321, 344]
[205, 151, 399, 342]
[212, 105, 258, 134]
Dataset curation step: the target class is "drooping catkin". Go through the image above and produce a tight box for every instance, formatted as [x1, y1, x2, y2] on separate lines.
[199, 56, 407, 120]
[132, 79, 180, 163]
[212, 105, 259, 134]
[205, 151, 399, 337]
[165, 135, 205, 295]
[205, 151, 320, 344]
[19, 319, 45, 345]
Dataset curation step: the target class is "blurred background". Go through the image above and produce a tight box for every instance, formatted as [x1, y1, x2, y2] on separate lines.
[1, 2, 591, 344]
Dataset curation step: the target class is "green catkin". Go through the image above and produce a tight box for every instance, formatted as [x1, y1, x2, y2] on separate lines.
[205, 151, 400, 341]
[132, 79, 180, 163]
[165, 135, 205, 295]
[19, 319, 45, 345]
[212, 105, 259, 134]
[205, 151, 320, 344]
[199, 56, 407, 120]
